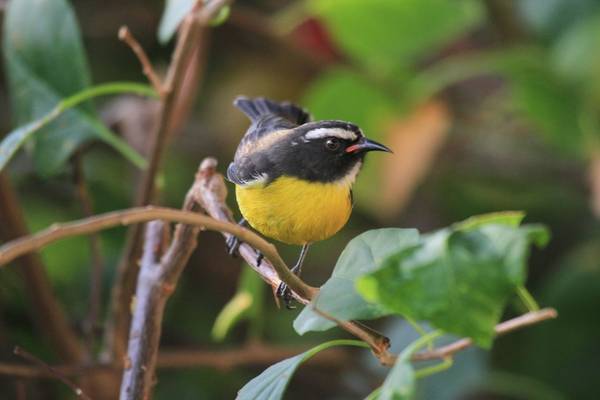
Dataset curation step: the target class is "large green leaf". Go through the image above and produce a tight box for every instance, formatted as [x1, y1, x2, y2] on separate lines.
[294, 228, 419, 334]
[0, 82, 154, 173]
[309, 0, 483, 74]
[357, 221, 549, 347]
[237, 340, 368, 400]
[2, 0, 141, 175]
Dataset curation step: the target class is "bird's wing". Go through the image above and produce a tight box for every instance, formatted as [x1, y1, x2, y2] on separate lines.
[228, 97, 310, 186]
[226, 158, 272, 187]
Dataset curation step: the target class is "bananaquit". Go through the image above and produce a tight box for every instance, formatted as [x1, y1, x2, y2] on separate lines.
[226, 97, 391, 307]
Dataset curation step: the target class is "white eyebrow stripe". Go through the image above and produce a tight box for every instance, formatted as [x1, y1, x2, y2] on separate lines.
[304, 127, 358, 141]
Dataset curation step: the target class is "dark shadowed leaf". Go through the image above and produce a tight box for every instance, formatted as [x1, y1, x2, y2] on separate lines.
[2, 0, 142, 175]
[309, 0, 483, 74]
[294, 229, 419, 334]
[237, 340, 368, 400]
[357, 221, 549, 346]
[0, 82, 153, 173]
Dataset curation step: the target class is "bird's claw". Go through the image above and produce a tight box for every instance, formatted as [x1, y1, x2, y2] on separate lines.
[276, 282, 296, 309]
[256, 251, 264, 267]
[225, 235, 241, 257]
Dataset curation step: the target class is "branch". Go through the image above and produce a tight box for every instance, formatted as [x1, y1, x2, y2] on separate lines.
[412, 308, 558, 361]
[118, 26, 165, 96]
[107, 0, 234, 364]
[0, 173, 85, 363]
[0, 343, 350, 378]
[14, 346, 91, 400]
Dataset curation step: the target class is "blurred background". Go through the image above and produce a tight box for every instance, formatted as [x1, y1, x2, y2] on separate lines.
[1, 0, 599, 398]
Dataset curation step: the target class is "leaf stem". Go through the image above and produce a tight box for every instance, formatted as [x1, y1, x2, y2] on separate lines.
[516, 285, 540, 312]
[415, 357, 453, 379]
[405, 317, 434, 350]
[400, 330, 444, 360]
[302, 339, 370, 363]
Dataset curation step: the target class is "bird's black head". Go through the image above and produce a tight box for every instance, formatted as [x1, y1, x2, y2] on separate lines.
[271, 120, 392, 183]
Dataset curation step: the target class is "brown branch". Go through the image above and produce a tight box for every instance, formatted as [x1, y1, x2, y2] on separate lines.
[14, 346, 91, 400]
[0, 207, 313, 302]
[0, 173, 85, 363]
[0, 343, 350, 379]
[72, 154, 105, 352]
[412, 308, 558, 361]
[119, 221, 172, 400]
[118, 26, 165, 96]
[107, 0, 234, 365]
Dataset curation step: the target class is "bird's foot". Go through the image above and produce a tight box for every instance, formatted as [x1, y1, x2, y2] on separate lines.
[276, 282, 296, 309]
[225, 218, 247, 257]
[256, 251, 264, 267]
[225, 235, 241, 257]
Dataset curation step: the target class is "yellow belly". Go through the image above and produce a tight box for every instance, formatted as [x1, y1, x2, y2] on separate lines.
[235, 176, 352, 245]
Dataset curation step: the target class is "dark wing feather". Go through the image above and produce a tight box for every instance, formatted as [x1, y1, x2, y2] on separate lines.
[234, 96, 310, 126]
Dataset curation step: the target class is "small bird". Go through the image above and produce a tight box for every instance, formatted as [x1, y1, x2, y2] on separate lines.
[226, 97, 391, 307]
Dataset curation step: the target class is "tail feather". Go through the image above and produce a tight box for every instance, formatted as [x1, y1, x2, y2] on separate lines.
[234, 96, 310, 125]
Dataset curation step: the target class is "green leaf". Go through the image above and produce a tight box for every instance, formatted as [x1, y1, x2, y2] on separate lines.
[356, 219, 549, 347]
[0, 83, 155, 173]
[2, 0, 144, 175]
[309, 0, 483, 74]
[294, 229, 420, 334]
[158, 0, 195, 43]
[212, 265, 264, 341]
[237, 340, 368, 400]
[454, 211, 525, 231]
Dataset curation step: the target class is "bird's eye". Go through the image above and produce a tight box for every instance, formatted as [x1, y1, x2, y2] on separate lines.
[325, 138, 340, 151]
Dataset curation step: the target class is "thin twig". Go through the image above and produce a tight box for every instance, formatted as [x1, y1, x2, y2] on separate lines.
[118, 26, 165, 96]
[72, 154, 105, 352]
[13, 346, 91, 400]
[0, 173, 85, 363]
[412, 308, 558, 361]
[107, 0, 234, 364]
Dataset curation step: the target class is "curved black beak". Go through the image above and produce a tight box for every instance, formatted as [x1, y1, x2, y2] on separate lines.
[345, 138, 393, 154]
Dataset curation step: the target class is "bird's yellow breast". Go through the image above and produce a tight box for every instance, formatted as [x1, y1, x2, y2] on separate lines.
[235, 176, 352, 245]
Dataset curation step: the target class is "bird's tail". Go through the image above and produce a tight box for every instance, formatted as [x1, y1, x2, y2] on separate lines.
[233, 96, 311, 125]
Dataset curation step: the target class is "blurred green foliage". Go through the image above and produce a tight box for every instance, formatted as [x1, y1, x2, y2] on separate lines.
[1, 0, 600, 398]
